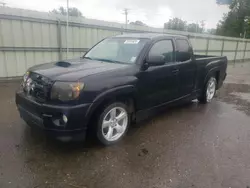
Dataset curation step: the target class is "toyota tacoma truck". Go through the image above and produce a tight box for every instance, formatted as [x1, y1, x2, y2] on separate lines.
[16, 33, 227, 145]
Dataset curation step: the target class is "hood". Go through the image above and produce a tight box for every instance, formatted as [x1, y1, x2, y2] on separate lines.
[29, 58, 130, 81]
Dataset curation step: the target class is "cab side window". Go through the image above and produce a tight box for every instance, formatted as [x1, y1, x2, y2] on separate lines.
[176, 39, 192, 62]
[148, 40, 174, 63]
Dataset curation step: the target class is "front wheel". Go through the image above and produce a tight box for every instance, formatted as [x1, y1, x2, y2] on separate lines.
[96, 102, 130, 146]
[198, 76, 217, 103]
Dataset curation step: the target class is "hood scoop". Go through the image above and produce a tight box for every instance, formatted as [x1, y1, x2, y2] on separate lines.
[55, 61, 72, 67]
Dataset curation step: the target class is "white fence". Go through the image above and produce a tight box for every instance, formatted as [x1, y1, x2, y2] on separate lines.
[1, 7, 250, 78]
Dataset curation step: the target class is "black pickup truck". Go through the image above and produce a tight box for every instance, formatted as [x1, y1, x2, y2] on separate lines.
[16, 33, 227, 145]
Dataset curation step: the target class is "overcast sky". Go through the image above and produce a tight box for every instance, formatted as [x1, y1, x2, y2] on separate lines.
[4, 0, 229, 28]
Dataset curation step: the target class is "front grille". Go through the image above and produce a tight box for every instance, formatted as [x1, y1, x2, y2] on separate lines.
[23, 72, 53, 102]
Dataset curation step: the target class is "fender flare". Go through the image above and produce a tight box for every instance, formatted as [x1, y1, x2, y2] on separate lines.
[204, 66, 220, 84]
[85, 85, 136, 125]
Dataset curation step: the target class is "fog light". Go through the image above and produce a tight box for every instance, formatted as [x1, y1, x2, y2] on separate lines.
[62, 114, 68, 123]
[52, 114, 68, 127]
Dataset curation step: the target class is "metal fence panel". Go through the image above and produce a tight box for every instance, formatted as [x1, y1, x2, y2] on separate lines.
[41, 23, 51, 47]
[5, 51, 17, 77]
[0, 52, 6, 77]
[22, 22, 33, 47]
[246, 43, 250, 50]
[1, 6, 250, 78]
[245, 51, 250, 59]
[1, 19, 13, 46]
[236, 51, 244, 60]
[189, 38, 207, 51]
[12, 20, 24, 47]
[16, 52, 26, 75]
[224, 41, 237, 50]
[208, 40, 223, 50]
[25, 52, 35, 70]
[222, 52, 235, 60]
[207, 51, 222, 56]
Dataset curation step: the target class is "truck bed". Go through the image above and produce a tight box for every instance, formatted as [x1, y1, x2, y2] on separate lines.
[194, 54, 227, 61]
[193, 54, 227, 91]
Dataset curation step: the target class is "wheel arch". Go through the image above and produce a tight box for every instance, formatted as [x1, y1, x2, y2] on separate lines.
[85, 85, 137, 127]
[204, 67, 220, 85]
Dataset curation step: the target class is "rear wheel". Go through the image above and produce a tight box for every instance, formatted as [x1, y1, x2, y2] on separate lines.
[198, 76, 217, 103]
[96, 102, 130, 146]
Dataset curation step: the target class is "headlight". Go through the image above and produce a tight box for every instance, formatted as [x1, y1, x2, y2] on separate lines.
[24, 71, 30, 80]
[50, 82, 84, 101]
[21, 71, 30, 88]
[23, 71, 30, 83]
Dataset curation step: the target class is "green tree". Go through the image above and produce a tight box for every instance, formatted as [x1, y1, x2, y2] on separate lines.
[206, 28, 217, 35]
[164, 18, 187, 31]
[51, 7, 83, 17]
[216, 0, 250, 38]
[187, 23, 203, 33]
[216, 0, 233, 4]
[164, 18, 204, 33]
[130, 21, 147, 26]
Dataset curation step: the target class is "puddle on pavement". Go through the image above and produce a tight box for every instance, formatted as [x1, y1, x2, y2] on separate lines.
[216, 83, 250, 116]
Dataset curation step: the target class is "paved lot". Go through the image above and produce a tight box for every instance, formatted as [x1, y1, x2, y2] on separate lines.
[1, 62, 250, 188]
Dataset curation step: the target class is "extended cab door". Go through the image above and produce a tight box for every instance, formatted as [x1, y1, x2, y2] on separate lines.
[175, 39, 196, 98]
[137, 39, 179, 110]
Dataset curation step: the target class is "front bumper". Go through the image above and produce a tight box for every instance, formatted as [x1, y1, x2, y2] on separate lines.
[16, 91, 91, 141]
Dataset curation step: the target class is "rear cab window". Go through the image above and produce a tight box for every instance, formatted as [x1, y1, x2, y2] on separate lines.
[176, 39, 192, 62]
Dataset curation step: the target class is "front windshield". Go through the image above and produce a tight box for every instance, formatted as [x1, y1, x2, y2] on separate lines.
[84, 38, 148, 64]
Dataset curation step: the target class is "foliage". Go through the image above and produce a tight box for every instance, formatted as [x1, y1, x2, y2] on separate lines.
[186, 23, 203, 33]
[216, 0, 233, 4]
[130, 21, 147, 26]
[164, 18, 187, 31]
[51, 7, 83, 17]
[216, 0, 250, 38]
[206, 28, 217, 35]
[164, 18, 204, 33]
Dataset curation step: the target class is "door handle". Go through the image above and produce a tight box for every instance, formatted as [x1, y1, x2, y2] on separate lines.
[172, 69, 179, 74]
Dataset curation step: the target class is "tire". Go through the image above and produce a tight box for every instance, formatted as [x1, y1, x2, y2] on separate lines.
[96, 102, 130, 146]
[198, 76, 217, 104]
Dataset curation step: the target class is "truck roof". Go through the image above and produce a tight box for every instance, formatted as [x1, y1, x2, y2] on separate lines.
[113, 33, 188, 40]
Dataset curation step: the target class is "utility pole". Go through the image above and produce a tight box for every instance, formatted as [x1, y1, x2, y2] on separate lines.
[200, 20, 205, 33]
[123, 8, 128, 29]
[194, 21, 199, 41]
[66, 0, 69, 58]
[196, 21, 199, 33]
[0, 1, 6, 6]
[244, 16, 250, 38]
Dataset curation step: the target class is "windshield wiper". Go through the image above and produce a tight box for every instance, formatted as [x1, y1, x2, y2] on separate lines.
[93, 58, 126, 64]
[82, 57, 113, 62]
[82, 57, 127, 64]
[94, 58, 116, 63]
[82, 56, 93, 60]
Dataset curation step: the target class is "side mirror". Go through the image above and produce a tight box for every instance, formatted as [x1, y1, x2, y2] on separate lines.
[146, 55, 165, 66]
